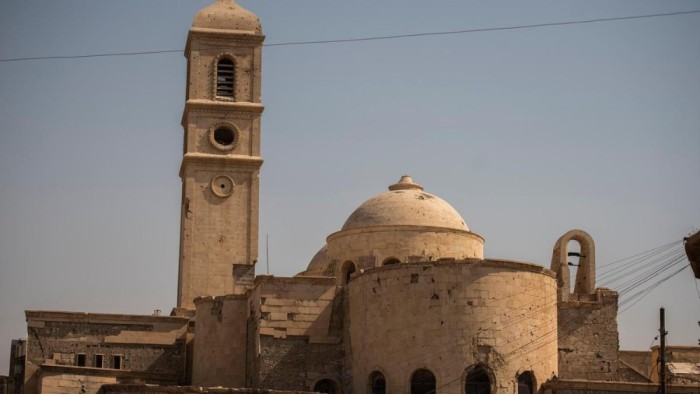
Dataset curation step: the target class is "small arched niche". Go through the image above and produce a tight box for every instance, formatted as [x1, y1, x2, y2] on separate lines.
[340, 260, 356, 285]
[368, 370, 386, 394]
[410, 368, 436, 394]
[383, 257, 400, 266]
[464, 364, 493, 394]
[516, 371, 536, 394]
[313, 378, 339, 394]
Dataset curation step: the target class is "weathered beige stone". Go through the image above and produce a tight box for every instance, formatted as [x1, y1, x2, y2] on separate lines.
[177, 0, 264, 310]
[14, 3, 695, 394]
[346, 259, 558, 394]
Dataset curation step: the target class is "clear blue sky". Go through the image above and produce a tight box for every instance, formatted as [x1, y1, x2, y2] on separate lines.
[1, 0, 699, 374]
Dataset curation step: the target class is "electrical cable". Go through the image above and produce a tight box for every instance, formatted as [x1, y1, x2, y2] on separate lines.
[597, 241, 682, 281]
[1, 10, 699, 63]
[619, 265, 689, 314]
[601, 249, 686, 292]
[599, 244, 684, 286]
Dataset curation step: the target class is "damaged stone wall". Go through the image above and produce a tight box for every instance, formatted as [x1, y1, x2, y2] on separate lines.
[39, 370, 119, 394]
[618, 350, 653, 382]
[327, 227, 484, 272]
[24, 311, 189, 394]
[650, 345, 700, 385]
[100, 383, 314, 394]
[557, 290, 620, 381]
[347, 260, 558, 394]
[0, 376, 12, 394]
[249, 276, 343, 391]
[542, 378, 700, 393]
[192, 295, 248, 388]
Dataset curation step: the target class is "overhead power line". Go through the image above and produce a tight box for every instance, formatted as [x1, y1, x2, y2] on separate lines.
[264, 9, 700, 47]
[1, 9, 698, 63]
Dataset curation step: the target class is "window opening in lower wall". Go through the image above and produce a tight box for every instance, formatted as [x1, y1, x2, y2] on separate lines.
[411, 368, 436, 394]
[112, 355, 122, 369]
[369, 371, 386, 394]
[465, 365, 491, 394]
[75, 354, 86, 367]
[383, 257, 400, 266]
[313, 379, 338, 394]
[517, 371, 535, 394]
[94, 354, 104, 368]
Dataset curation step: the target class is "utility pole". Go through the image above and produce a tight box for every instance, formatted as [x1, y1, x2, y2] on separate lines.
[659, 307, 667, 394]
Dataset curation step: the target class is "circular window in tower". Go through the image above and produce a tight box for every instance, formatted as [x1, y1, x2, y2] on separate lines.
[211, 175, 235, 198]
[209, 123, 238, 151]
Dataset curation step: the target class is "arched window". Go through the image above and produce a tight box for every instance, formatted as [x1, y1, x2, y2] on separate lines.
[368, 371, 386, 394]
[383, 257, 400, 266]
[342, 261, 356, 285]
[465, 365, 491, 394]
[313, 379, 338, 394]
[410, 368, 436, 394]
[517, 371, 535, 394]
[216, 58, 235, 98]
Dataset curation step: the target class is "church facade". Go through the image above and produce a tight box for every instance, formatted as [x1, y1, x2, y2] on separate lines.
[5, 1, 700, 394]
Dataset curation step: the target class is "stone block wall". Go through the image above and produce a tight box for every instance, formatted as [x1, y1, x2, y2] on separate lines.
[39, 370, 118, 394]
[192, 295, 248, 387]
[542, 379, 700, 393]
[618, 350, 652, 382]
[557, 289, 620, 381]
[0, 376, 11, 394]
[100, 384, 312, 394]
[650, 345, 700, 385]
[24, 311, 189, 394]
[327, 226, 484, 271]
[249, 276, 343, 392]
[347, 259, 558, 394]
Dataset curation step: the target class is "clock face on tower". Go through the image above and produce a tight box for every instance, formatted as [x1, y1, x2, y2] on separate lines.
[211, 175, 235, 197]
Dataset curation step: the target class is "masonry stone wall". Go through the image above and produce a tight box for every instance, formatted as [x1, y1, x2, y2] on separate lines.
[177, 18, 264, 310]
[542, 379, 699, 393]
[248, 277, 343, 392]
[101, 383, 312, 394]
[24, 312, 189, 394]
[650, 345, 700, 385]
[192, 295, 248, 387]
[557, 290, 620, 381]
[0, 376, 11, 394]
[38, 371, 118, 394]
[347, 259, 558, 394]
[618, 350, 652, 382]
[327, 227, 484, 273]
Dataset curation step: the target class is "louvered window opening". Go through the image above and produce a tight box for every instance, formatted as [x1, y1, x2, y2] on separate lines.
[217, 59, 235, 98]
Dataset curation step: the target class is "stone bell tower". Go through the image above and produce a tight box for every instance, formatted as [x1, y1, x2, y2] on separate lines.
[177, 0, 264, 309]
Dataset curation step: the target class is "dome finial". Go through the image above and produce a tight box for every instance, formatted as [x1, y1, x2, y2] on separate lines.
[192, 0, 262, 34]
[388, 175, 423, 191]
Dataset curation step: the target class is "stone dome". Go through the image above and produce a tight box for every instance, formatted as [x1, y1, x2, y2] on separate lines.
[341, 176, 470, 232]
[303, 245, 329, 274]
[192, 0, 262, 34]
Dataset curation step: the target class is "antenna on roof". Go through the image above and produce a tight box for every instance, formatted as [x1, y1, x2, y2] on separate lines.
[266, 233, 270, 275]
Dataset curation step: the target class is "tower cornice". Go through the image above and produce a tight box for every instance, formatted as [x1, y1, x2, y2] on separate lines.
[185, 28, 265, 58]
[181, 152, 263, 168]
[181, 100, 264, 127]
[179, 153, 263, 177]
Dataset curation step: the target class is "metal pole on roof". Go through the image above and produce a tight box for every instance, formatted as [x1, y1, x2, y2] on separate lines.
[659, 307, 667, 394]
[266, 233, 270, 275]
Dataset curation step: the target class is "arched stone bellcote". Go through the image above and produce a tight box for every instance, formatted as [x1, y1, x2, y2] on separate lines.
[550, 229, 596, 299]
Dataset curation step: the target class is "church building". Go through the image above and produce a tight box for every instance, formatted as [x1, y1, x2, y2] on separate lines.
[5, 1, 700, 394]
